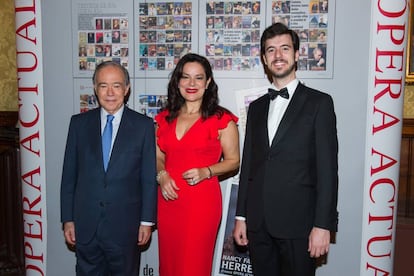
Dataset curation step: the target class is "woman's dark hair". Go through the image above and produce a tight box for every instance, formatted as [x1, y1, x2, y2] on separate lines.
[92, 61, 131, 104]
[165, 53, 229, 122]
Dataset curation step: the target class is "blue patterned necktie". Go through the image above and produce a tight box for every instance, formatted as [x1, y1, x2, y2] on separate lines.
[102, 114, 114, 171]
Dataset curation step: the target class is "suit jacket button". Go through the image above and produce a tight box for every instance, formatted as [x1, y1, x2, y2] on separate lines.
[100, 201, 104, 207]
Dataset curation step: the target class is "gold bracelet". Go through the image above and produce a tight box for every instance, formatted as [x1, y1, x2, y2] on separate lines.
[156, 170, 168, 183]
[207, 167, 213, 179]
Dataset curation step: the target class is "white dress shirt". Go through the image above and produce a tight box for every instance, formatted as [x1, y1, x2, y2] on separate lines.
[267, 79, 299, 145]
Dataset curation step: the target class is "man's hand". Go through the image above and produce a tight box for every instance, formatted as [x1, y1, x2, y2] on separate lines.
[137, 225, 152, 246]
[63, 221, 76, 246]
[308, 227, 330, 258]
[233, 220, 249, 246]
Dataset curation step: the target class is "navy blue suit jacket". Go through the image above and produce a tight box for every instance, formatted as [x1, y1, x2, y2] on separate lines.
[236, 82, 338, 238]
[60, 107, 157, 245]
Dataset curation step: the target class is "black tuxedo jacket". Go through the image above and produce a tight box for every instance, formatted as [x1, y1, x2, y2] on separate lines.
[60, 107, 157, 245]
[236, 82, 338, 238]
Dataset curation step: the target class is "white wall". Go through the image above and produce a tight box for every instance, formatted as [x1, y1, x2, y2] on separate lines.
[42, 0, 372, 275]
[42, 0, 77, 273]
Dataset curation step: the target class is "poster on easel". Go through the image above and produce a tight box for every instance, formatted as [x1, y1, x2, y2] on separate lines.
[213, 180, 253, 276]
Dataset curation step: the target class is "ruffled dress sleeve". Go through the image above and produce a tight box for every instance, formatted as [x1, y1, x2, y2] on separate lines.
[208, 111, 239, 139]
[155, 110, 169, 151]
[218, 111, 238, 129]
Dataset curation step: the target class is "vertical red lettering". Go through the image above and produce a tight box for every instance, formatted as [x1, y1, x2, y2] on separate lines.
[374, 77, 402, 102]
[20, 132, 40, 156]
[16, 51, 38, 72]
[377, 0, 406, 17]
[21, 167, 41, 190]
[370, 148, 397, 175]
[372, 106, 400, 134]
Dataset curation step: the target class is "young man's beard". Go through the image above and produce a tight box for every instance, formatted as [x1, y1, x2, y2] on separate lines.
[270, 61, 296, 79]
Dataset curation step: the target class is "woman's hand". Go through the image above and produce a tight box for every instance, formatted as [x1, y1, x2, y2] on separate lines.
[159, 172, 179, 200]
[182, 167, 211, 185]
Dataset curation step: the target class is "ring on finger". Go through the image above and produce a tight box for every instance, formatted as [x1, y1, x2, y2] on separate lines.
[162, 191, 168, 196]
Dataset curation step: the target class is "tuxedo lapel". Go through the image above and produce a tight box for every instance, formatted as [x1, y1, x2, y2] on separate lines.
[256, 97, 272, 147]
[271, 84, 307, 147]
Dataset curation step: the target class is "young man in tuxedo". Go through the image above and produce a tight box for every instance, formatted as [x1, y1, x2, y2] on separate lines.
[233, 23, 338, 276]
[60, 61, 157, 275]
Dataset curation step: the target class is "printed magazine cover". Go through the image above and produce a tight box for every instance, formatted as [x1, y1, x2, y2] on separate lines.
[220, 184, 253, 276]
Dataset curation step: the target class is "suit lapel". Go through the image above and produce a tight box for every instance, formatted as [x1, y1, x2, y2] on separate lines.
[86, 108, 105, 171]
[271, 83, 307, 147]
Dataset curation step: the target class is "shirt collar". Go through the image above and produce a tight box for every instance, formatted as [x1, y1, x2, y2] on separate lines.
[101, 105, 124, 123]
[271, 79, 299, 98]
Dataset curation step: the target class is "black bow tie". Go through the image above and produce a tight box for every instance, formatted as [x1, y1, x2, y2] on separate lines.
[268, 88, 289, 100]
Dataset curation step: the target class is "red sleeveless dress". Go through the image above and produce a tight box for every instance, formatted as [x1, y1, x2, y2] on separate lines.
[155, 110, 238, 276]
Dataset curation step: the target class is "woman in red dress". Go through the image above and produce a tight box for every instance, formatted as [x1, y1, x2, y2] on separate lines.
[155, 53, 240, 275]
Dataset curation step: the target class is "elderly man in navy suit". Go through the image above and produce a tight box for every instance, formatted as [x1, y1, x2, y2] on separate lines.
[61, 61, 157, 275]
[233, 23, 338, 276]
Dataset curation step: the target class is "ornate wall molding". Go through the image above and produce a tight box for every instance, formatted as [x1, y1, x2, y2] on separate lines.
[0, 0, 18, 112]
